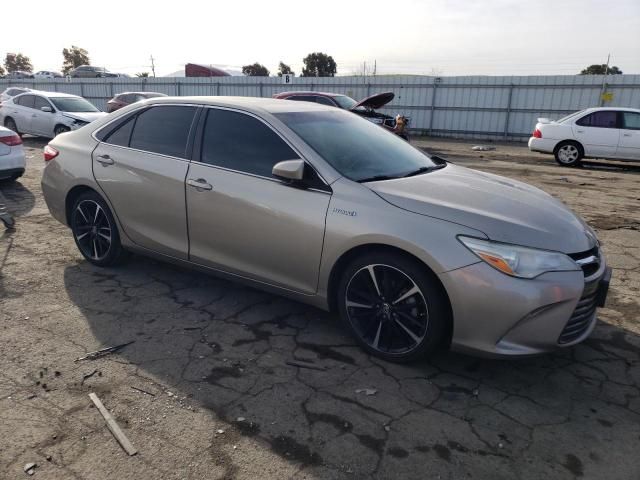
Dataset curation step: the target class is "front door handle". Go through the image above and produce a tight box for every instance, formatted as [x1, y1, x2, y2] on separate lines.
[576, 130, 584, 133]
[187, 178, 213, 191]
[623, 133, 632, 137]
[96, 154, 114, 166]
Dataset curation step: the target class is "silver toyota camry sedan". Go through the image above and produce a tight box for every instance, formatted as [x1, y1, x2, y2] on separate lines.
[41, 97, 611, 361]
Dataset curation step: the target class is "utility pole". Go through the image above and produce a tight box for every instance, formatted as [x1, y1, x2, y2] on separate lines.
[373, 59, 377, 76]
[150, 55, 156, 77]
[599, 53, 610, 107]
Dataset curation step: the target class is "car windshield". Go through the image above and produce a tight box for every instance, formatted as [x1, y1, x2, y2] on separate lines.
[275, 110, 439, 182]
[50, 97, 99, 113]
[332, 95, 358, 109]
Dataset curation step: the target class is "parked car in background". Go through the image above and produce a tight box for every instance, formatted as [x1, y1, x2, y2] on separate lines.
[0, 87, 31, 104]
[106, 92, 168, 112]
[274, 91, 410, 140]
[529, 107, 640, 166]
[6, 71, 34, 79]
[34, 70, 63, 79]
[1, 91, 107, 138]
[70, 66, 118, 78]
[40, 97, 610, 361]
[0, 126, 25, 182]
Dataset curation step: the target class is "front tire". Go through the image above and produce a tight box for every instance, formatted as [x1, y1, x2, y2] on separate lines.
[337, 251, 449, 362]
[70, 191, 127, 267]
[54, 125, 70, 136]
[554, 141, 583, 167]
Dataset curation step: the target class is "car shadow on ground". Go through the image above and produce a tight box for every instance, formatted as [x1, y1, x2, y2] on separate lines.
[0, 180, 36, 217]
[62, 255, 640, 478]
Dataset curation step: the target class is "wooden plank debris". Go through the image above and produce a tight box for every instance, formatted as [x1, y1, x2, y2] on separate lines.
[89, 392, 138, 456]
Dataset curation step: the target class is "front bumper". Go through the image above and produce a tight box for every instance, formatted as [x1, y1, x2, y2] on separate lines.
[440, 252, 610, 357]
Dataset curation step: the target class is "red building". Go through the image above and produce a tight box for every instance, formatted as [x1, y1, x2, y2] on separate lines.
[185, 63, 231, 77]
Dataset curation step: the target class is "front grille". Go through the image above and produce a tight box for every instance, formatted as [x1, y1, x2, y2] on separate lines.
[558, 287, 598, 344]
[568, 246, 600, 277]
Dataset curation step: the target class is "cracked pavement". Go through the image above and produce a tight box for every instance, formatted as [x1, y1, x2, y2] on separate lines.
[1, 137, 639, 479]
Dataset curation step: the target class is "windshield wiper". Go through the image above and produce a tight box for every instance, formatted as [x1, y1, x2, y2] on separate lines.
[356, 174, 399, 183]
[402, 164, 446, 178]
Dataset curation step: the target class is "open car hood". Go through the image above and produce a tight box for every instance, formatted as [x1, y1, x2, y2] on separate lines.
[352, 92, 394, 110]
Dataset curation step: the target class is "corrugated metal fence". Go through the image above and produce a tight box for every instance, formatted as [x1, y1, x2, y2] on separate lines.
[2, 75, 640, 140]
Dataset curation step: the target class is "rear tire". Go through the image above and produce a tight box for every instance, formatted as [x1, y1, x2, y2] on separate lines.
[554, 141, 583, 167]
[336, 251, 449, 362]
[70, 191, 127, 267]
[4, 118, 21, 137]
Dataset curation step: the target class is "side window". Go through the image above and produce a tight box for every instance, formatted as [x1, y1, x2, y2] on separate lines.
[104, 116, 136, 147]
[577, 111, 617, 128]
[34, 96, 51, 110]
[17, 95, 35, 108]
[315, 96, 335, 106]
[622, 112, 640, 130]
[129, 106, 196, 158]
[287, 95, 316, 102]
[200, 109, 299, 177]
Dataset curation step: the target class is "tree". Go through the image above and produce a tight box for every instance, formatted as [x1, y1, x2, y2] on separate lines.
[242, 63, 270, 76]
[4, 53, 33, 73]
[580, 64, 623, 75]
[277, 61, 294, 77]
[136, 72, 150, 78]
[62, 46, 90, 75]
[301, 52, 337, 77]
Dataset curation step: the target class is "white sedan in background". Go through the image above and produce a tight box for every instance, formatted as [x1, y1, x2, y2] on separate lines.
[34, 70, 63, 79]
[0, 126, 25, 182]
[528, 107, 640, 166]
[0, 91, 107, 138]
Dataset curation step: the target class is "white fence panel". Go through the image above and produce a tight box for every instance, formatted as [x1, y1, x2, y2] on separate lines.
[2, 74, 639, 140]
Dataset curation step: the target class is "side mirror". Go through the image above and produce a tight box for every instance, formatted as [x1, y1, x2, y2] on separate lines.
[272, 159, 305, 182]
[41, 106, 53, 113]
[430, 154, 448, 165]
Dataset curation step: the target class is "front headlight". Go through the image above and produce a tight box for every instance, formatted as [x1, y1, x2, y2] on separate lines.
[458, 236, 580, 279]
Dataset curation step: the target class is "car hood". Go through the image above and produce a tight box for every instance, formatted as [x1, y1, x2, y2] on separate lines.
[352, 92, 394, 110]
[368, 164, 595, 253]
[63, 112, 108, 123]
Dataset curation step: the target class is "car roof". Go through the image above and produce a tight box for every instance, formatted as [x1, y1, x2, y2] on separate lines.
[577, 107, 640, 114]
[277, 91, 345, 98]
[15, 91, 80, 99]
[145, 96, 338, 114]
[116, 91, 165, 96]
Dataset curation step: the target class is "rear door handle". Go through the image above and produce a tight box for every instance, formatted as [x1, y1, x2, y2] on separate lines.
[96, 154, 114, 165]
[623, 133, 632, 137]
[187, 178, 213, 191]
[576, 130, 584, 133]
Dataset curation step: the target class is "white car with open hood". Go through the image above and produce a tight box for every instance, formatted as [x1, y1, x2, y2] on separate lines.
[528, 107, 640, 166]
[0, 91, 107, 139]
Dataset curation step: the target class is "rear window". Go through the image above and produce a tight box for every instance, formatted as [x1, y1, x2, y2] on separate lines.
[16, 95, 35, 108]
[104, 116, 136, 147]
[129, 106, 197, 158]
[576, 111, 618, 128]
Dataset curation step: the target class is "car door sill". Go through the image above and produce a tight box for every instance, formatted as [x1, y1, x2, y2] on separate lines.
[122, 243, 325, 307]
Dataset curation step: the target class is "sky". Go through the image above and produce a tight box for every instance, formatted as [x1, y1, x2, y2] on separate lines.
[2, 0, 639, 77]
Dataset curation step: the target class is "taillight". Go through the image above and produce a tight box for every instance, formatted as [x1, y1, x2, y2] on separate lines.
[533, 128, 542, 138]
[44, 145, 59, 162]
[0, 134, 22, 146]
